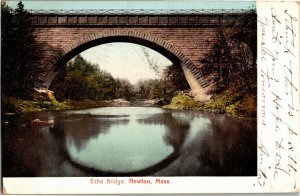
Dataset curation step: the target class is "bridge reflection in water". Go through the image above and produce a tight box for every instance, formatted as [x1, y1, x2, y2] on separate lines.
[2, 107, 256, 177]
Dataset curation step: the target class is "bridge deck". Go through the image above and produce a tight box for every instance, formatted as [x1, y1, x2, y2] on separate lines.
[28, 9, 248, 27]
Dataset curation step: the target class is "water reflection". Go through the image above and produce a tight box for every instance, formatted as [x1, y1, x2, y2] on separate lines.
[155, 114, 257, 176]
[61, 108, 191, 174]
[57, 114, 130, 149]
[137, 112, 190, 151]
[2, 107, 256, 177]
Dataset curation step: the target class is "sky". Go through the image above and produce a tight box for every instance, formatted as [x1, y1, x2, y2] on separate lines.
[7, 0, 256, 84]
[80, 43, 172, 84]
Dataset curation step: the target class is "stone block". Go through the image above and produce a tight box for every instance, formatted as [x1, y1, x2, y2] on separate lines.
[118, 16, 127, 24]
[67, 16, 77, 24]
[128, 16, 138, 24]
[108, 16, 118, 24]
[47, 16, 57, 24]
[168, 16, 178, 25]
[87, 16, 97, 24]
[148, 16, 158, 24]
[178, 16, 188, 24]
[188, 16, 198, 24]
[98, 16, 108, 24]
[78, 16, 87, 24]
[58, 16, 67, 24]
[158, 16, 168, 24]
[138, 16, 148, 24]
[38, 16, 47, 24]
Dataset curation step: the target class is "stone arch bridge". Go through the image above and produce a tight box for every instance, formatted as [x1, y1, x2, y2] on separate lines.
[30, 9, 246, 101]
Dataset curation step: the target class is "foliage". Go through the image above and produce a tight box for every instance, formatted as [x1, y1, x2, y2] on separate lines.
[135, 64, 190, 101]
[163, 94, 200, 110]
[199, 81, 257, 118]
[200, 9, 257, 93]
[2, 95, 70, 113]
[135, 79, 164, 100]
[163, 64, 190, 97]
[114, 78, 135, 100]
[1, 1, 36, 98]
[51, 55, 117, 101]
[198, 9, 257, 118]
[51, 52, 190, 102]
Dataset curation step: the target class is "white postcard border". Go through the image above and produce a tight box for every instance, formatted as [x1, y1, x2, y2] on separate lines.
[2, 0, 300, 194]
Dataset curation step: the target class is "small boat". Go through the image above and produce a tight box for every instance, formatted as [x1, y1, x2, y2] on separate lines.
[31, 119, 54, 126]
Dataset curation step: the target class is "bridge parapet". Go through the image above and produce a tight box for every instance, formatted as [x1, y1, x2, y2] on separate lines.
[29, 9, 245, 27]
[30, 15, 225, 27]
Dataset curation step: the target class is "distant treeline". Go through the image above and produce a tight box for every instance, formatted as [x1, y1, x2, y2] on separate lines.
[50, 55, 189, 101]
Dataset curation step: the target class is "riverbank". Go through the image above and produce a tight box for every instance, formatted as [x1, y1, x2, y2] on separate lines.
[2, 92, 170, 115]
[2, 82, 256, 119]
[164, 84, 256, 119]
[2, 96, 68, 114]
[2, 92, 256, 119]
[1, 96, 130, 115]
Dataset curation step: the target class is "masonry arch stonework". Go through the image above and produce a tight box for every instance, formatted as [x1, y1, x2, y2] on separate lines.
[30, 10, 251, 101]
[39, 29, 211, 101]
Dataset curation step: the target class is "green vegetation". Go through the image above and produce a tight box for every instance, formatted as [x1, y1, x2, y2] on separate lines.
[198, 9, 257, 118]
[199, 81, 256, 118]
[51, 54, 189, 103]
[2, 93, 70, 113]
[164, 80, 256, 118]
[134, 64, 189, 102]
[51, 55, 117, 101]
[163, 94, 200, 110]
[200, 9, 256, 93]
[2, 95, 128, 114]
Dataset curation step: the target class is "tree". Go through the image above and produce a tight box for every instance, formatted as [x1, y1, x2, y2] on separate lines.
[163, 64, 190, 96]
[200, 9, 257, 92]
[135, 80, 150, 99]
[114, 78, 135, 100]
[149, 79, 164, 99]
[133, 64, 190, 101]
[50, 55, 118, 101]
[1, 1, 36, 98]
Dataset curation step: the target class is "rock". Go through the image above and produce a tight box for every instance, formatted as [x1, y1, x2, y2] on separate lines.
[33, 88, 53, 102]
[154, 98, 167, 106]
[110, 99, 130, 106]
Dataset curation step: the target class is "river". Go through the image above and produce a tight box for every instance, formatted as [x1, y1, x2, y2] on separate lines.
[2, 107, 256, 177]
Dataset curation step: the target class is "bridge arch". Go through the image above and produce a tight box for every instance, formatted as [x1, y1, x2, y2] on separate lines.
[38, 29, 210, 100]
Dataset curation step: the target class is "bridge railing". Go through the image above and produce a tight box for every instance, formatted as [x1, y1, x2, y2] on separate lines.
[28, 9, 255, 27]
[27, 9, 252, 15]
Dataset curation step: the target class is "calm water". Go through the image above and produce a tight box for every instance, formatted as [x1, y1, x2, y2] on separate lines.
[2, 107, 257, 177]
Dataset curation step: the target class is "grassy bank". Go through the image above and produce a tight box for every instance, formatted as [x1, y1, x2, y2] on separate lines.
[2, 96, 70, 114]
[163, 94, 200, 110]
[199, 87, 256, 118]
[2, 95, 131, 114]
[164, 84, 256, 119]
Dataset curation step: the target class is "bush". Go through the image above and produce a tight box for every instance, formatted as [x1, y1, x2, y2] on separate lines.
[163, 94, 200, 110]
